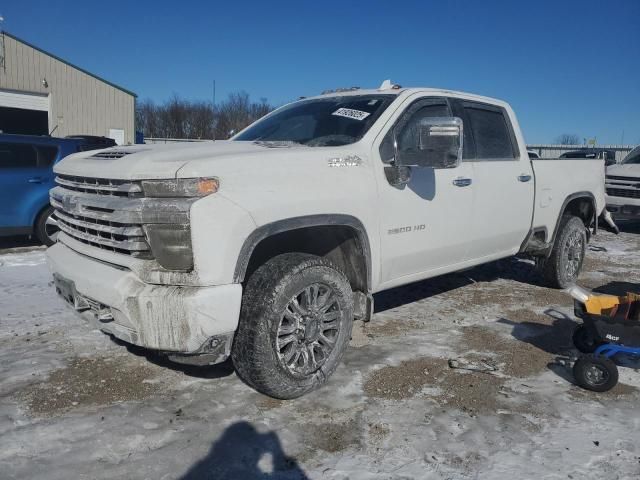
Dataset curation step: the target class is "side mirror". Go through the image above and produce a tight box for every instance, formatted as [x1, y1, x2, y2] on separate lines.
[395, 117, 463, 169]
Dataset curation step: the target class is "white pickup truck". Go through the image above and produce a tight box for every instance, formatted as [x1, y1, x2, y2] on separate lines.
[605, 146, 640, 220]
[47, 83, 606, 399]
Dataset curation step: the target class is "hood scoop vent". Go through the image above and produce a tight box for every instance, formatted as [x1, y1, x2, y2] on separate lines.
[91, 150, 135, 159]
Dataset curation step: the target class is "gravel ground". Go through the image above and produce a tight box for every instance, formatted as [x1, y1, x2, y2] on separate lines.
[1, 226, 640, 479]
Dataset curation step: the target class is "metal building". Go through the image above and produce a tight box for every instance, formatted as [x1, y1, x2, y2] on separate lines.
[0, 31, 136, 144]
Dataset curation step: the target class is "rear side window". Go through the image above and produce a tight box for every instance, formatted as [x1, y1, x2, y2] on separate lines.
[0, 142, 38, 168]
[464, 105, 516, 160]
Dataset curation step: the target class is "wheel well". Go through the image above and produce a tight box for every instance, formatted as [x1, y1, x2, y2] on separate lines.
[33, 204, 52, 229]
[242, 225, 369, 293]
[564, 196, 595, 227]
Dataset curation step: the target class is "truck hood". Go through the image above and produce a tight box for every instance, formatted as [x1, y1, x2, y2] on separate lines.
[606, 163, 640, 178]
[53, 141, 316, 180]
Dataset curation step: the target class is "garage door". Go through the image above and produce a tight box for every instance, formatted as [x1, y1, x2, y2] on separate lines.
[0, 90, 49, 135]
[0, 90, 49, 111]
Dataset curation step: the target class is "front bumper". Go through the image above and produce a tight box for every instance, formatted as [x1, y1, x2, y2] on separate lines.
[47, 242, 242, 356]
[605, 195, 640, 220]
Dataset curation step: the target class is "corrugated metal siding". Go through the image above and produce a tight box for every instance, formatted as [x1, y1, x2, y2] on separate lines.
[0, 33, 135, 144]
[527, 144, 636, 163]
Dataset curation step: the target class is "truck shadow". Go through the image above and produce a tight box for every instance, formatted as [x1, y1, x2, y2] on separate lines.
[108, 336, 236, 379]
[614, 220, 640, 235]
[179, 421, 309, 480]
[375, 257, 542, 313]
[0, 235, 41, 251]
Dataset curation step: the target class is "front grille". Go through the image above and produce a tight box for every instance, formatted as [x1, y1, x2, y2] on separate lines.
[51, 176, 152, 258]
[606, 188, 640, 199]
[55, 175, 142, 197]
[606, 175, 638, 182]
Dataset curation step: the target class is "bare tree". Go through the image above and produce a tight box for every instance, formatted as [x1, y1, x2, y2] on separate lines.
[555, 133, 581, 145]
[135, 92, 274, 140]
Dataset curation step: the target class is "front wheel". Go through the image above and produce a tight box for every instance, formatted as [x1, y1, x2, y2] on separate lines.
[232, 253, 354, 399]
[541, 215, 587, 289]
[34, 206, 59, 247]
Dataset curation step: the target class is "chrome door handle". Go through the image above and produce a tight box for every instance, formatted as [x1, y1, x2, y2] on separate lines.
[28, 177, 44, 184]
[452, 177, 472, 187]
[518, 174, 532, 182]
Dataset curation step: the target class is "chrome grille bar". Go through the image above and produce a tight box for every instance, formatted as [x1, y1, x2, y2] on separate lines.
[54, 209, 145, 237]
[55, 175, 143, 197]
[57, 221, 150, 254]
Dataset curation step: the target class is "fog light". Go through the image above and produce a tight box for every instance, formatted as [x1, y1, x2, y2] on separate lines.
[144, 224, 193, 270]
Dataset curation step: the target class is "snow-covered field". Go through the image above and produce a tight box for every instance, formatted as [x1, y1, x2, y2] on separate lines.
[1, 228, 640, 480]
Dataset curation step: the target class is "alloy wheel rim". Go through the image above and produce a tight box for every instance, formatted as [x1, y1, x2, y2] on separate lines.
[44, 213, 60, 243]
[564, 231, 584, 279]
[276, 283, 341, 377]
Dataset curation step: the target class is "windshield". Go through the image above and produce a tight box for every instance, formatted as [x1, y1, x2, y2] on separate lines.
[623, 146, 640, 165]
[234, 94, 395, 147]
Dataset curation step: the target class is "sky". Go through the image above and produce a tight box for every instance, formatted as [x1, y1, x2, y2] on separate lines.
[2, 0, 639, 144]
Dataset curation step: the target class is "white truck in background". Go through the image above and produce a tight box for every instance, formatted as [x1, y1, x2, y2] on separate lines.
[605, 146, 640, 220]
[47, 82, 606, 399]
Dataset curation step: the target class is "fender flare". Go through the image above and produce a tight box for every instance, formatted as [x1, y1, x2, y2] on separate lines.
[233, 214, 372, 287]
[520, 191, 597, 255]
[550, 191, 597, 245]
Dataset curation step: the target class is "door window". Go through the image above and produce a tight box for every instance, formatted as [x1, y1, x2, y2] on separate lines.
[462, 104, 517, 160]
[36, 145, 58, 167]
[0, 142, 38, 168]
[379, 99, 451, 164]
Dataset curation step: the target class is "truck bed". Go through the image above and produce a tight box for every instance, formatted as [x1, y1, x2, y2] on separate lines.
[531, 157, 606, 239]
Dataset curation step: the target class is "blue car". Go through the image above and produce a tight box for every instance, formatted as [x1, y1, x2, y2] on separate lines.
[0, 134, 115, 245]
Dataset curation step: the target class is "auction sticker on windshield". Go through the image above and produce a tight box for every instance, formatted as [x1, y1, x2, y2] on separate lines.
[332, 108, 371, 121]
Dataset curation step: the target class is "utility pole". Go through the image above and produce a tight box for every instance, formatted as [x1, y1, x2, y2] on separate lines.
[212, 79, 216, 140]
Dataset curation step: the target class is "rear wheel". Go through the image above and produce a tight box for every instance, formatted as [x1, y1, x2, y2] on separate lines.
[231, 253, 354, 399]
[34, 206, 59, 247]
[541, 215, 587, 288]
[573, 355, 618, 392]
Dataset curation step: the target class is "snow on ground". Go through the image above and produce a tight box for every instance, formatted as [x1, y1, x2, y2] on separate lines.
[1, 227, 640, 479]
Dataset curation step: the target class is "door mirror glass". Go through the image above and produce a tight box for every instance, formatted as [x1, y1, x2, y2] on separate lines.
[395, 117, 463, 169]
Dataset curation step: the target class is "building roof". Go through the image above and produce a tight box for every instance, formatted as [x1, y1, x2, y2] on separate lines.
[2, 31, 137, 98]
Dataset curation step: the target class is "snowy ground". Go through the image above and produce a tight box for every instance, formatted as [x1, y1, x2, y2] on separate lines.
[1, 227, 640, 480]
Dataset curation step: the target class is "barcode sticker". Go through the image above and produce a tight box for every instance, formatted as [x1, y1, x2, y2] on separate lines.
[332, 108, 371, 121]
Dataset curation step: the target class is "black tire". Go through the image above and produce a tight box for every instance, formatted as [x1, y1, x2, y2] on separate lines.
[34, 206, 58, 247]
[541, 215, 587, 289]
[231, 253, 354, 399]
[573, 355, 618, 392]
[572, 325, 601, 354]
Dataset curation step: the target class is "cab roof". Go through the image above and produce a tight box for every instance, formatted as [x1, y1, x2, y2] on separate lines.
[311, 86, 509, 109]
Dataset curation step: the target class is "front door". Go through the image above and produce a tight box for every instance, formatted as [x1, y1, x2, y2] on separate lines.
[0, 141, 58, 229]
[373, 96, 476, 286]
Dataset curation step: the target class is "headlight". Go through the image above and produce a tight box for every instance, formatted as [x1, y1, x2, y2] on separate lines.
[144, 224, 193, 270]
[141, 177, 219, 198]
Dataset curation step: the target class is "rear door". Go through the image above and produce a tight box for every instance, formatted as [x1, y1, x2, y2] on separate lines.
[0, 141, 59, 229]
[450, 99, 534, 260]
